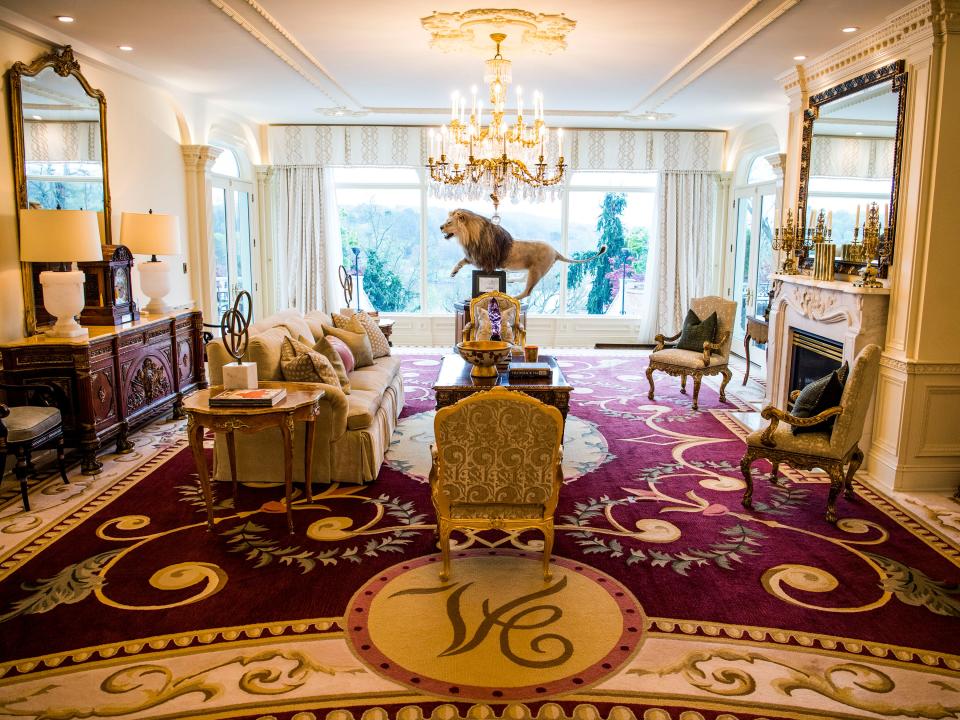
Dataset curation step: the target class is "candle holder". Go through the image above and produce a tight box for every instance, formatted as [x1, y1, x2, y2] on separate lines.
[853, 202, 885, 288]
[772, 208, 801, 274]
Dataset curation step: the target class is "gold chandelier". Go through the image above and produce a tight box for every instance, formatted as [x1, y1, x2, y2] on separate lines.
[427, 33, 565, 217]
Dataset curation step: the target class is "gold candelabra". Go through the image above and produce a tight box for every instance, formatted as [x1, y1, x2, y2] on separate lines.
[853, 202, 887, 288]
[772, 208, 802, 274]
[426, 33, 565, 217]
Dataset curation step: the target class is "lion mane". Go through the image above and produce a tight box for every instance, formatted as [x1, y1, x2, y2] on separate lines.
[452, 209, 514, 272]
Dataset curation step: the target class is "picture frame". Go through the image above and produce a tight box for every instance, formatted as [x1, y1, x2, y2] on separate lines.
[471, 270, 507, 297]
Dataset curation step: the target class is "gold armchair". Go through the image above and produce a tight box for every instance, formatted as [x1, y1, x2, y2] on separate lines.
[646, 296, 737, 410]
[461, 291, 526, 351]
[740, 344, 881, 523]
[430, 386, 563, 581]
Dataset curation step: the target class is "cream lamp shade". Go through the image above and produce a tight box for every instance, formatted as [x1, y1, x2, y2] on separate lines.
[18, 209, 103, 263]
[120, 211, 180, 257]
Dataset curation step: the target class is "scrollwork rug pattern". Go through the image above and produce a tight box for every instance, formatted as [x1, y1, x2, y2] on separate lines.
[0, 354, 957, 720]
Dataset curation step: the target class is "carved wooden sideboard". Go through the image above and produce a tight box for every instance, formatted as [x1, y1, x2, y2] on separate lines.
[0, 310, 206, 474]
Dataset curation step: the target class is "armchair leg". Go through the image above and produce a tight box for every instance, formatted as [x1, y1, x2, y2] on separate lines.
[645, 365, 655, 400]
[438, 521, 452, 582]
[845, 448, 864, 501]
[692, 375, 702, 411]
[740, 453, 754, 509]
[57, 438, 69, 484]
[680, 374, 687, 394]
[14, 445, 30, 512]
[542, 523, 554, 582]
[826, 466, 844, 524]
[770, 461, 781, 484]
[719, 368, 732, 403]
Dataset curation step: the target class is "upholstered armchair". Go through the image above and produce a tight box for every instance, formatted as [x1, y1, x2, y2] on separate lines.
[430, 386, 563, 581]
[0, 382, 70, 511]
[646, 295, 737, 410]
[740, 344, 881, 523]
[461, 291, 526, 352]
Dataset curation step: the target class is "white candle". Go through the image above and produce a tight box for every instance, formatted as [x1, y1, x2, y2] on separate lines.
[516, 87, 523, 120]
[855, 204, 860, 230]
[827, 210, 832, 230]
[471, 85, 477, 118]
[883, 204, 889, 226]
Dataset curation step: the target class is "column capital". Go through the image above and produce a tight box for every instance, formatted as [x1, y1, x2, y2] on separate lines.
[181, 145, 222, 171]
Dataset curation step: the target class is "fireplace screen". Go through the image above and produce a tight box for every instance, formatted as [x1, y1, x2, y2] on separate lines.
[789, 329, 843, 393]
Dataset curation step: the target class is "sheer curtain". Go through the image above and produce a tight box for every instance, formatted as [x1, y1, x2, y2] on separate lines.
[272, 165, 340, 313]
[648, 171, 719, 337]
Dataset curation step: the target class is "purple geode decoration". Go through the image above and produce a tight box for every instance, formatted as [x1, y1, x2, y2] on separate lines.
[488, 298, 502, 341]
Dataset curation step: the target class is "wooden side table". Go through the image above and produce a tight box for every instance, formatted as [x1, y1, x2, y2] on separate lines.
[182, 381, 325, 533]
[378, 318, 395, 346]
[743, 316, 770, 385]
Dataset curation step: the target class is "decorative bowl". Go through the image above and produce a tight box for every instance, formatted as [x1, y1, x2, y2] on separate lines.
[457, 340, 511, 378]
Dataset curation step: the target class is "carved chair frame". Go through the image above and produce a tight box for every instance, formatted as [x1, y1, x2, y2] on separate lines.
[645, 331, 733, 411]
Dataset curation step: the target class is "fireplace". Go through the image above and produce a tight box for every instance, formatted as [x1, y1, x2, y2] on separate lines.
[789, 329, 843, 393]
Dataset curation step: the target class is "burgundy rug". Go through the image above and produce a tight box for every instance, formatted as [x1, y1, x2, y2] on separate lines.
[0, 354, 957, 720]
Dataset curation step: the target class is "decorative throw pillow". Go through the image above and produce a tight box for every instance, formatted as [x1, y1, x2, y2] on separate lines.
[474, 305, 515, 344]
[325, 335, 355, 374]
[352, 311, 391, 358]
[322, 325, 374, 368]
[332, 312, 352, 330]
[676, 309, 718, 352]
[791, 369, 845, 435]
[309, 335, 351, 394]
[279, 337, 340, 388]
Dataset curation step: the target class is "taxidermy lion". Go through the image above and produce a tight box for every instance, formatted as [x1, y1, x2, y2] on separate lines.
[441, 208, 608, 300]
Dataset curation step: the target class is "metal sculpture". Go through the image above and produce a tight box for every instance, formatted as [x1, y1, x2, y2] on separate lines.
[219, 290, 252, 364]
[339, 264, 353, 306]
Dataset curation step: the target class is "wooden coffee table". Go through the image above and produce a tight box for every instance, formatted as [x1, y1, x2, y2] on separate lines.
[433, 354, 573, 421]
[183, 381, 325, 534]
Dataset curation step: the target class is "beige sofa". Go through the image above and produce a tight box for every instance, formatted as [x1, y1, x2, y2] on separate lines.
[206, 309, 404, 486]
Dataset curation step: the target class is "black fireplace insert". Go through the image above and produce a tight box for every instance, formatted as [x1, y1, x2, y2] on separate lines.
[789, 329, 843, 394]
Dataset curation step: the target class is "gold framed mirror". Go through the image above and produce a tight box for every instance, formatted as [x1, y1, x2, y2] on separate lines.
[7, 45, 112, 332]
[797, 60, 906, 279]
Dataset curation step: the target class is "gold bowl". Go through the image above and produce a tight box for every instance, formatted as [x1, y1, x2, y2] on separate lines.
[457, 340, 511, 378]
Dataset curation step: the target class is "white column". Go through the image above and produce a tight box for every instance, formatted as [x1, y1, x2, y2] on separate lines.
[181, 145, 222, 322]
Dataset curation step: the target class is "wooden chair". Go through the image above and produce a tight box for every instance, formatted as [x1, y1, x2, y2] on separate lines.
[430, 386, 563, 581]
[461, 291, 526, 352]
[646, 295, 737, 410]
[0, 382, 69, 511]
[740, 344, 881, 523]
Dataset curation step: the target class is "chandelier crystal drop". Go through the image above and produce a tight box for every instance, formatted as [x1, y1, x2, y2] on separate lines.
[426, 33, 566, 219]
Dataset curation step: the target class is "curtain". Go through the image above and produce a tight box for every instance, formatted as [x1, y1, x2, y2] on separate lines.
[650, 171, 719, 337]
[272, 166, 330, 313]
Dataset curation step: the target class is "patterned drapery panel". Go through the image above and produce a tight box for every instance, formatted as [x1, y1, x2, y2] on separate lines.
[24, 121, 101, 162]
[268, 125, 725, 172]
[810, 136, 895, 179]
[272, 166, 329, 312]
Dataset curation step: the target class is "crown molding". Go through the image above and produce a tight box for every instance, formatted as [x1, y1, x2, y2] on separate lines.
[206, 0, 360, 110]
[778, 1, 937, 96]
[634, 0, 799, 112]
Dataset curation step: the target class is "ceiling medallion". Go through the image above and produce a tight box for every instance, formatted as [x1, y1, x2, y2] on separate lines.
[421, 8, 576, 54]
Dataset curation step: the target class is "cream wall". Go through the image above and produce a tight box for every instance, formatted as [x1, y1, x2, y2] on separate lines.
[0, 25, 194, 342]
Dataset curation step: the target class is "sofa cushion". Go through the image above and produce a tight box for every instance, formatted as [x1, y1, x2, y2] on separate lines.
[5, 406, 61, 442]
[650, 348, 727, 368]
[346, 389, 382, 430]
[280, 337, 341, 387]
[352, 311, 391, 358]
[350, 356, 401, 394]
[272, 316, 314, 345]
[327, 336, 355, 374]
[323, 325, 373, 368]
[312, 335, 351, 393]
[304, 310, 333, 342]
[247, 326, 292, 381]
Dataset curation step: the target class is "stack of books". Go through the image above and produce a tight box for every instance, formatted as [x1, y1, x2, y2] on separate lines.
[209, 388, 287, 407]
[508, 362, 552, 379]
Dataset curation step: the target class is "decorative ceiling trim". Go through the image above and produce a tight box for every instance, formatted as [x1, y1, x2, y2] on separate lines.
[638, 0, 800, 112]
[206, 0, 356, 108]
[421, 8, 576, 53]
[629, 0, 763, 113]
[238, 0, 363, 109]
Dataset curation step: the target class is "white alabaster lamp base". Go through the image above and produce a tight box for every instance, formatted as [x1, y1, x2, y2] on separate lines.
[139, 259, 172, 314]
[223, 362, 258, 389]
[39, 269, 88, 338]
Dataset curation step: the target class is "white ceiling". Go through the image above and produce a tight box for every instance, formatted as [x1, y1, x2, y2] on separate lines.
[0, 0, 913, 131]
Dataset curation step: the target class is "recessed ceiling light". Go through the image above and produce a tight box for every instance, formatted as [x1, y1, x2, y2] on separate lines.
[118, 45, 134, 52]
[646, 114, 656, 120]
[56, 15, 74, 23]
[842, 26, 859, 33]
[31, 115, 42, 120]
[793, 55, 807, 61]
[855, 131, 864, 136]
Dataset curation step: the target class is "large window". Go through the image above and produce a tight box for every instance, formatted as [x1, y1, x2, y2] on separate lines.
[334, 168, 657, 316]
[26, 160, 104, 211]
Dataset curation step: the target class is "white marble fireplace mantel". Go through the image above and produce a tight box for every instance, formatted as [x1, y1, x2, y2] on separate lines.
[766, 273, 890, 457]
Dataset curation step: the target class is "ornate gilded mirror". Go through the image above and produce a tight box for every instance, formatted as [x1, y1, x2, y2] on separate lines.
[797, 60, 906, 278]
[7, 45, 112, 331]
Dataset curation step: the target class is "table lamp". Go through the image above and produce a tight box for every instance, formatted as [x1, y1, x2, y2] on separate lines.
[121, 210, 180, 314]
[19, 209, 103, 338]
